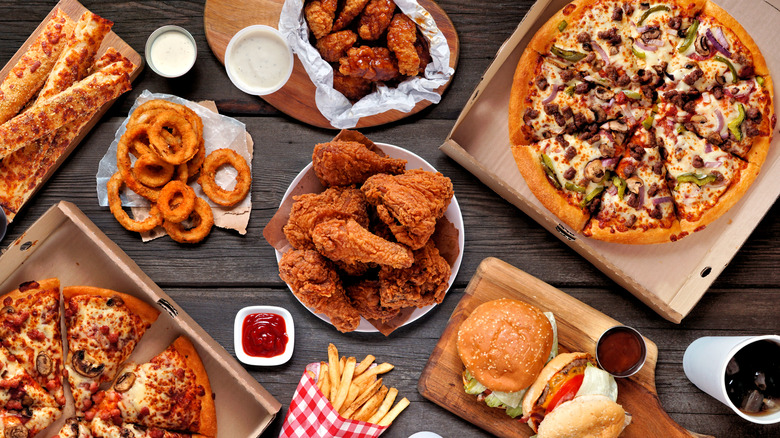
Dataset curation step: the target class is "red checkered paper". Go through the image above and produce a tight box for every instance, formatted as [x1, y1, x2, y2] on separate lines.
[279, 369, 389, 438]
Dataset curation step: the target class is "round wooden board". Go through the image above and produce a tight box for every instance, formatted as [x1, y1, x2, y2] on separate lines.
[203, 0, 459, 129]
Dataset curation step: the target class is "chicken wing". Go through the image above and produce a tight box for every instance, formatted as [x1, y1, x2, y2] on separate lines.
[332, 0, 371, 31]
[332, 71, 374, 102]
[357, 0, 395, 40]
[312, 140, 407, 187]
[339, 46, 400, 82]
[284, 186, 369, 250]
[386, 13, 420, 76]
[361, 169, 454, 249]
[316, 30, 358, 63]
[305, 0, 339, 39]
[312, 217, 414, 269]
[279, 249, 362, 333]
[378, 240, 451, 309]
[345, 279, 400, 322]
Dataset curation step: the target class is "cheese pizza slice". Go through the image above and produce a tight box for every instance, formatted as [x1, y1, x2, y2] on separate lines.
[62, 287, 159, 412]
[87, 336, 216, 437]
[89, 417, 203, 438]
[0, 278, 66, 406]
[654, 118, 759, 233]
[583, 126, 681, 243]
[52, 417, 94, 438]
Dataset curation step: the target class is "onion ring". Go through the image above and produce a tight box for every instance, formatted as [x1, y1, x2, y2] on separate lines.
[197, 148, 252, 207]
[163, 197, 214, 243]
[157, 181, 196, 223]
[130, 99, 204, 138]
[132, 153, 174, 188]
[187, 137, 206, 180]
[107, 172, 163, 233]
[118, 126, 189, 202]
[148, 110, 199, 165]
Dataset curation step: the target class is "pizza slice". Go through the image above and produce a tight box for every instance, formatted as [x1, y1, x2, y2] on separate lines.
[87, 336, 216, 437]
[52, 417, 94, 438]
[654, 118, 759, 233]
[512, 133, 622, 231]
[0, 342, 61, 437]
[583, 126, 681, 243]
[0, 278, 66, 406]
[89, 417, 199, 438]
[62, 287, 160, 412]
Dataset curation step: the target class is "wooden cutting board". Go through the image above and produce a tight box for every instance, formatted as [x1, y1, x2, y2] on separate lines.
[0, 0, 143, 223]
[203, 0, 459, 129]
[418, 257, 711, 438]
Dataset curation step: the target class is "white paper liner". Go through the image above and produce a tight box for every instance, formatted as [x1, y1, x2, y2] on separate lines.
[96, 90, 253, 237]
[278, 0, 454, 129]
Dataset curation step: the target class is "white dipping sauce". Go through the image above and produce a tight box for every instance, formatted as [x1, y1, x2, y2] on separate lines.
[226, 26, 292, 94]
[150, 30, 196, 77]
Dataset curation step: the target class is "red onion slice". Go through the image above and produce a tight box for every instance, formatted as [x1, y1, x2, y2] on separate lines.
[705, 142, 714, 153]
[592, 42, 610, 64]
[653, 196, 673, 205]
[648, 39, 665, 47]
[606, 98, 616, 109]
[704, 161, 723, 168]
[638, 184, 645, 207]
[706, 28, 732, 58]
[715, 110, 726, 139]
[607, 185, 618, 195]
[601, 157, 619, 169]
[711, 27, 730, 50]
[621, 105, 637, 124]
[542, 85, 561, 105]
[688, 52, 714, 61]
[634, 40, 659, 52]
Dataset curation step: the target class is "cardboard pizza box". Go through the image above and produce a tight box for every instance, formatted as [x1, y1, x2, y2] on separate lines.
[0, 201, 281, 437]
[439, 0, 780, 323]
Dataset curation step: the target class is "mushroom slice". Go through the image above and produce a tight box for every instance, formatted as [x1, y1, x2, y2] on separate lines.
[5, 425, 28, 438]
[36, 352, 53, 376]
[106, 296, 124, 307]
[114, 371, 136, 392]
[71, 350, 104, 378]
[694, 34, 711, 56]
[584, 160, 606, 183]
[594, 86, 615, 101]
[626, 175, 644, 194]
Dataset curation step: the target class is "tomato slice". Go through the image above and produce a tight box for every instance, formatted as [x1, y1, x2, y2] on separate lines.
[547, 374, 584, 413]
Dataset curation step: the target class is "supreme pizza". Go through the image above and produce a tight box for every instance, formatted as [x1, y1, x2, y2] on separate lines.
[0, 280, 216, 438]
[509, 0, 774, 243]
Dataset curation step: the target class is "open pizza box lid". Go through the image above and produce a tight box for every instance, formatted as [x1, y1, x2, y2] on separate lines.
[0, 201, 281, 437]
[439, 0, 780, 323]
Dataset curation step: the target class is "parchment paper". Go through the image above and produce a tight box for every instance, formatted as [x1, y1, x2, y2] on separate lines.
[278, 0, 454, 129]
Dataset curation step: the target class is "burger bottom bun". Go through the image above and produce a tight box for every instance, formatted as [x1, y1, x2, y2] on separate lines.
[537, 395, 631, 438]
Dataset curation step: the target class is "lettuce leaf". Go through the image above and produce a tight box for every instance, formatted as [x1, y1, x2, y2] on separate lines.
[544, 312, 558, 362]
[575, 364, 618, 402]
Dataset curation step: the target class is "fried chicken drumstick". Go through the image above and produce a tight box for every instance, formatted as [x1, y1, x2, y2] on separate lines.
[284, 186, 369, 250]
[378, 239, 451, 309]
[312, 140, 407, 187]
[312, 217, 414, 269]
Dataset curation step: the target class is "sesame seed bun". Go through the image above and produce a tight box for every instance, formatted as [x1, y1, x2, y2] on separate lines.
[456, 298, 554, 393]
[536, 395, 631, 438]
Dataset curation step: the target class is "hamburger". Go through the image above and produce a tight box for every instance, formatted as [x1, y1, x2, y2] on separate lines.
[456, 298, 557, 418]
[521, 352, 631, 437]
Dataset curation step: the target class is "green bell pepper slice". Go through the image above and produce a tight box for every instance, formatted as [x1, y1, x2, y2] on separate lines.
[551, 46, 587, 63]
[565, 85, 575, 96]
[638, 5, 670, 25]
[756, 76, 765, 87]
[579, 186, 604, 207]
[631, 45, 646, 60]
[558, 20, 568, 32]
[565, 182, 587, 193]
[642, 114, 655, 130]
[612, 175, 627, 199]
[728, 103, 745, 141]
[715, 55, 738, 84]
[540, 154, 562, 189]
[678, 19, 699, 53]
[622, 90, 642, 100]
[675, 173, 717, 190]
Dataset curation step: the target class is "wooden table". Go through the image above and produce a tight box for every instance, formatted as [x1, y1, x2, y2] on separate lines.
[1, 1, 778, 437]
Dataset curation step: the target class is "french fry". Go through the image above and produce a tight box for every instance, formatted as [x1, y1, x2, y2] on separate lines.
[355, 385, 389, 422]
[328, 344, 340, 401]
[354, 354, 375, 376]
[353, 362, 394, 387]
[367, 387, 398, 424]
[332, 356, 356, 411]
[339, 377, 368, 415]
[339, 356, 346, 374]
[377, 397, 410, 426]
[342, 378, 383, 419]
[317, 362, 329, 393]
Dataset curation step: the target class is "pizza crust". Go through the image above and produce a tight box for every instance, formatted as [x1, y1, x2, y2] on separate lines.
[526, 0, 595, 55]
[584, 218, 682, 244]
[511, 145, 590, 231]
[62, 286, 160, 326]
[508, 50, 542, 146]
[702, 1, 770, 77]
[171, 336, 217, 438]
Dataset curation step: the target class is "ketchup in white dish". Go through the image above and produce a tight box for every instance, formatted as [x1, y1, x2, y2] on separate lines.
[225, 25, 293, 95]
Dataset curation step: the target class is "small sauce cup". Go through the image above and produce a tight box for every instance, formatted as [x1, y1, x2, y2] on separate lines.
[224, 25, 293, 96]
[145, 25, 197, 78]
[233, 305, 294, 366]
[596, 325, 647, 378]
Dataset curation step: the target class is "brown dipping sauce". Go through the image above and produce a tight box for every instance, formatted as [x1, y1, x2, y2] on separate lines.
[596, 326, 646, 377]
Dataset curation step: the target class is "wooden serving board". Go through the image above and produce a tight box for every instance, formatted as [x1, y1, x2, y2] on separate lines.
[203, 0, 459, 129]
[0, 0, 143, 223]
[418, 257, 711, 438]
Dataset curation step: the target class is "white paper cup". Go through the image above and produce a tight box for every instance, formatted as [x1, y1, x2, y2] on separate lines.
[683, 335, 780, 424]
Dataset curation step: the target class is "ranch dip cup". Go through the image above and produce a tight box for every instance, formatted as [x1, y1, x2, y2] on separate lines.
[224, 25, 293, 96]
[145, 25, 197, 78]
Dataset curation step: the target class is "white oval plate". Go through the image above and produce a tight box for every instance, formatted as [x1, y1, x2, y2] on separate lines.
[275, 143, 464, 333]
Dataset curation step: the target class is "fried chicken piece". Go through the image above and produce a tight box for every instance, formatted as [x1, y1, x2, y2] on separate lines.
[284, 186, 369, 250]
[415, 31, 432, 75]
[387, 13, 420, 76]
[345, 279, 400, 322]
[333, 0, 371, 31]
[312, 218, 414, 269]
[333, 71, 374, 102]
[279, 249, 362, 333]
[357, 0, 395, 40]
[313, 140, 407, 187]
[378, 240, 451, 309]
[305, 0, 339, 39]
[316, 30, 358, 63]
[339, 46, 400, 82]
[361, 169, 454, 249]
